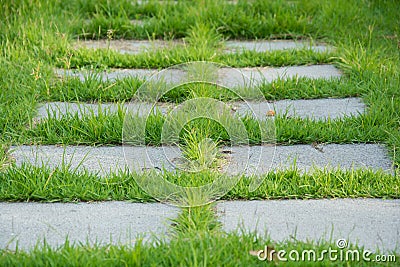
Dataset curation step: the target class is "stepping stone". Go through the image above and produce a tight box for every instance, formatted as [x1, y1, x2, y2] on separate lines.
[223, 144, 393, 175]
[225, 40, 331, 53]
[10, 145, 180, 176]
[36, 98, 365, 121]
[235, 97, 364, 120]
[55, 65, 342, 86]
[73, 39, 330, 55]
[216, 199, 400, 252]
[36, 102, 170, 119]
[0, 201, 178, 250]
[11, 144, 392, 176]
[74, 39, 181, 55]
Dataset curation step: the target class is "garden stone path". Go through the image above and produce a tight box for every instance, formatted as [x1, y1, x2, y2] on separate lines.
[37, 97, 365, 120]
[4, 33, 398, 255]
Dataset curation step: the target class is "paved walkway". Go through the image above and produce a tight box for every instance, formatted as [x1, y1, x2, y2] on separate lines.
[3, 38, 398, 255]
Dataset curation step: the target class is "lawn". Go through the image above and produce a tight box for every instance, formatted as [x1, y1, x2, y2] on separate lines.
[0, 0, 399, 265]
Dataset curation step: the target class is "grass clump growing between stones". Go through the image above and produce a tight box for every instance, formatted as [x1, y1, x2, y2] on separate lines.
[178, 127, 224, 173]
[0, 145, 13, 172]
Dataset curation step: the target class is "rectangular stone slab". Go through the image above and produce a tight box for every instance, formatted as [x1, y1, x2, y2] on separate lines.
[221, 143, 393, 175]
[216, 199, 400, 252]
[10, 144, 393, 176]
[74, 39, 180, 54]
[36, 102, 170, 119]
[0, 201, 178, 250]
[225, 40, 331, 53]
[55, 65, 342, 87]
[73, 39, 331, 54]
[36, 97, 364, 121]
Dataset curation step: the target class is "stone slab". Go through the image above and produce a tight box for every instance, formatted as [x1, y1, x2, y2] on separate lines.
[10, 145, 180, 176]
[74, 39, 181, 54]
[222, 143, 393, 176]
[225, 40, 331, 53]
[36, 102, 170, 119]
[216, 199, 400, 252]
[73, 39, 331, 54]
[36, 97, 362, 121]
[10, 144, 393, 177]
[0, 201, 178, 250]
[55, 65, 342, 87]
[235, 97, 364, 120]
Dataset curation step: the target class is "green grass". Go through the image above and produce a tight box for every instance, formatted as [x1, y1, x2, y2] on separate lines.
[58, 46, 335, 69]
[2, 231, 397, 266]
[1, 164, 398, 202]
[40, 75, 359, 103]
[1, 0, 400, 263]
[17, 104, 389, 146]
[68, 0, 321, 40]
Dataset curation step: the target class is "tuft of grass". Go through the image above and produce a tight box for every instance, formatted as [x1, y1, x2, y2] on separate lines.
[0, 145, 13, 172]
[178, 127, 223, 172]
[171, 204, 221, 235]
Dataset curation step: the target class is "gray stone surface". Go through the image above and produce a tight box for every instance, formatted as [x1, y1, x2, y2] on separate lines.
[73, 39, 330, 55]
[55, 65, 342, 86]
[11, 144, 393, 176]
[55, 68, 156, 82]
[37, 97, 362, 121]
[10, 145, 181, 176]
[0, 202, 178, 250]
[36, 102, 170, 119]
[216, 199, 400, 252]
[235, 97, 364, 120]
[225, 40, 331, 53]
[74, 39, 181, 55]
[222, 143, 393, 176]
